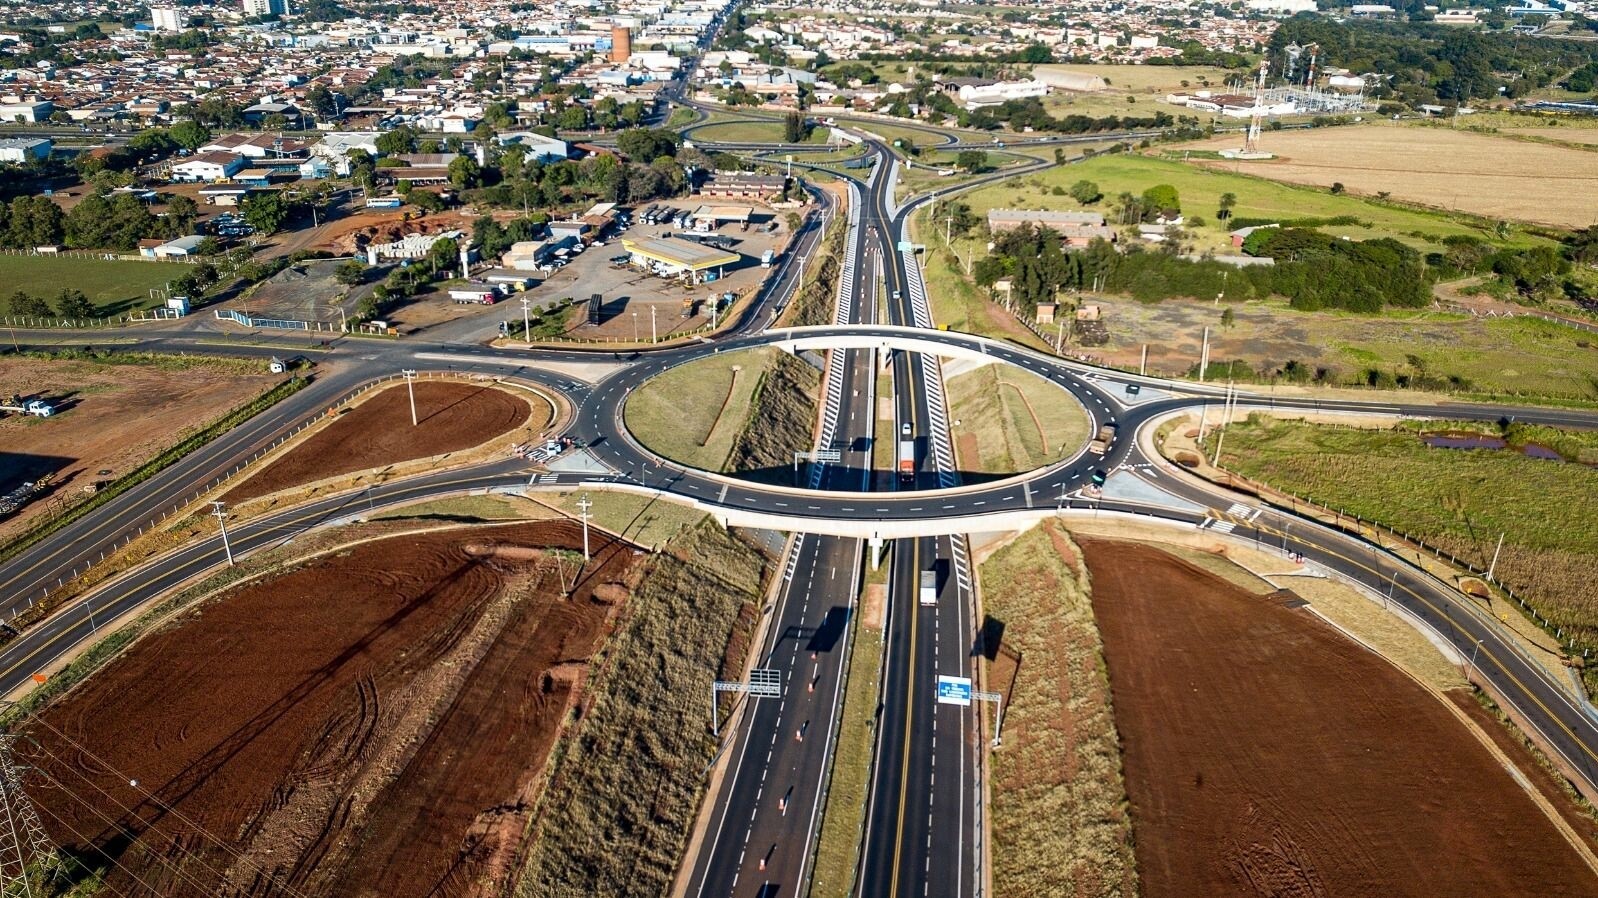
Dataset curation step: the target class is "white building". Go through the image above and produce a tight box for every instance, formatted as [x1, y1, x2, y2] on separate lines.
[241, 0, 288, 16]
[1245, 0, 1317, 12]
[170, 151, 246, 182]
[497, 131, 569, 162]
[0, 99, 52, 124]
[956, 80, 1049, 109]
[0, 137, 51, 164]
[151, 7, 184, 32]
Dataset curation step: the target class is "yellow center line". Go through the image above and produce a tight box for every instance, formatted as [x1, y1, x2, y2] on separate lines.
[1257, 518, 1598, 769]
[889, 539, 919, 898]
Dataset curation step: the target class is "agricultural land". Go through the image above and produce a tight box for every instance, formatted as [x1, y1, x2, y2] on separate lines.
[224, 379, 541, 505]
[22, 520, 637, 897]
[1083, 538, 1598, 898]
[1177, 122, 1598, 230]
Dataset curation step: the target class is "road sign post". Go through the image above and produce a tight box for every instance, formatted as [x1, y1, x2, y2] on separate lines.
[973, 689, 1004, 747]
[712, 668, 781, 736]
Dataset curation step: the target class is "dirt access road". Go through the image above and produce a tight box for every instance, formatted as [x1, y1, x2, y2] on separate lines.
[1082, 539, 1598, 898]
[0, 356, 273, 541]
[22, 520, 642, 898]
[224, 380, 538, 504]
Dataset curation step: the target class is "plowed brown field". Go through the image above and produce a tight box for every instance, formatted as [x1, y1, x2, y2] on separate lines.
[225, 381, 535, 503]
[21, 520, 639, 898]
[1081, 539, 1598, 898]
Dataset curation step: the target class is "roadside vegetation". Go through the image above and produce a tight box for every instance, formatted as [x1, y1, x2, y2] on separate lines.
[979, 520, 1137, 898]
[945, 362, 1092, 476]
[725, 352, 821, 483]
[1209, 415, 1598, 691]
[516, 519, 769, 896]
[780, 204, 847, 327]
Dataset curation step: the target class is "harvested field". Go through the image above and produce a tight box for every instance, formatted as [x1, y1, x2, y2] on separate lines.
[1081, 539, 1598, 898]
[0, 354, 272, 541]
[20, 520, 640, 898]
[225, 380, 538, 503]
[1178, 123, 1598, 228]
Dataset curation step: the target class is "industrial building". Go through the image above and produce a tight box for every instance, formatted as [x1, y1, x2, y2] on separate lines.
[621, 237, 739, 284]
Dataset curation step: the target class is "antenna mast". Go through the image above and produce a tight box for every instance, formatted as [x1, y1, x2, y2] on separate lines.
[1244, 56, 1268, 155]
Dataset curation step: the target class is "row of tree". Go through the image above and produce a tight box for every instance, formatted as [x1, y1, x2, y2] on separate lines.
[973, 223, 1430, 314]
[4, 289, 95, 320]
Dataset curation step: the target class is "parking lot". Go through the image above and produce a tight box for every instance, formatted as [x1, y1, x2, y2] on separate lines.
[527, 203, 796, 343]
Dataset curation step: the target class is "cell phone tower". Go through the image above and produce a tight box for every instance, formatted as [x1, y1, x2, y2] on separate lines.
[0, 735, 54, 897]
[1244, 56, 1270, 155]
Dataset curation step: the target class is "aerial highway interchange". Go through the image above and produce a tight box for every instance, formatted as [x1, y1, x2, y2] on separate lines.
[6, 111, 1598, 898]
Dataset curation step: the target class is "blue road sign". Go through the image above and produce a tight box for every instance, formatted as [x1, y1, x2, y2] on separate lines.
[936, 675, 972, 706]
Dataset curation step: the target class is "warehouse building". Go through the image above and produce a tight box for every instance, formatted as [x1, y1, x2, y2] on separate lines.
[622, 236, 739, 284]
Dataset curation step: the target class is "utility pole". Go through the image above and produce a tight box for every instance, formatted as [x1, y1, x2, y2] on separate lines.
[0, 734, 53, 897]
[577, 494, 592, 561]
[1140, 344, 1148, 377]
[651, 304, 657, 343]
[402, 368, 418, 426]
[211, 500, 235, 566]
[1199, 326, 1211, 383]
[1487, 532, 1506, 582]
[521, 296, 532, 345]
[632, 311, 639, 342]
[1211, 382, 1235, 467]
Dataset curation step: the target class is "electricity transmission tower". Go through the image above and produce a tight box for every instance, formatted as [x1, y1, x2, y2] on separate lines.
[0, 735, 54, 896]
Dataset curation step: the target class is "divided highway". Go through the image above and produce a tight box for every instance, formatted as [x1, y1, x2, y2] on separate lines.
[4, 127, 1598, 898]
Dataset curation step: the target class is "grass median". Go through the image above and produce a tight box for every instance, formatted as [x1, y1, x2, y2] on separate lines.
[945, 362, 1092, 477]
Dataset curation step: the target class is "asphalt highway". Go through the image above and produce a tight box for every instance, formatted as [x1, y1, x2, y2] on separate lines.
[5, 112, 1598, 898]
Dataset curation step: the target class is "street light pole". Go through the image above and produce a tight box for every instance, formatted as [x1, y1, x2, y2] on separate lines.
[402, 369, 418, 426]
[651, 305, 657, 343]
[521, 296, 532, 345]
[577, 494, 592, 561]
[211, 500, 235, 566]
[632, 311, 639, 342]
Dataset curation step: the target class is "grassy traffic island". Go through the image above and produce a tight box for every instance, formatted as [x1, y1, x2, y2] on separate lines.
[623, 347, 820, 485]
[944, 359, 1093, 480]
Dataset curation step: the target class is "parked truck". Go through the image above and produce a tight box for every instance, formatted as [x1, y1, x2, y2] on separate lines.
[0, 396, 54, 418]
[761, 248, 776, 268]
[1088, 421, 1117, 455]
[919, 569, 937, 606]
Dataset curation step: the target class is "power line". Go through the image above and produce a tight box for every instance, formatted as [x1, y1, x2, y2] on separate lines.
[29, 766, 210, 898]
[20, 718, 317, 898]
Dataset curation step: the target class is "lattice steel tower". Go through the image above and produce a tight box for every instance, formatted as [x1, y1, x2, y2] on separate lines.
[0, 735, 54, 897]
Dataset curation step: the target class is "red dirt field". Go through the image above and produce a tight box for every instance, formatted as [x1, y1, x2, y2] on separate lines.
[225, 380, 537, 504]
[1080, 538, 1598, 898]
[20, 520, 641, 898]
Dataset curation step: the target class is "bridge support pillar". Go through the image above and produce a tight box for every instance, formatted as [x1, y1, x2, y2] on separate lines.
[868, 535, 885, 571]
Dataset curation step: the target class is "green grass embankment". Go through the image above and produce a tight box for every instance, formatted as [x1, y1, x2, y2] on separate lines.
[979, 520, 1137, 898]
[1210, 415, 1598, 690]
[725, 352, 821, 484]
